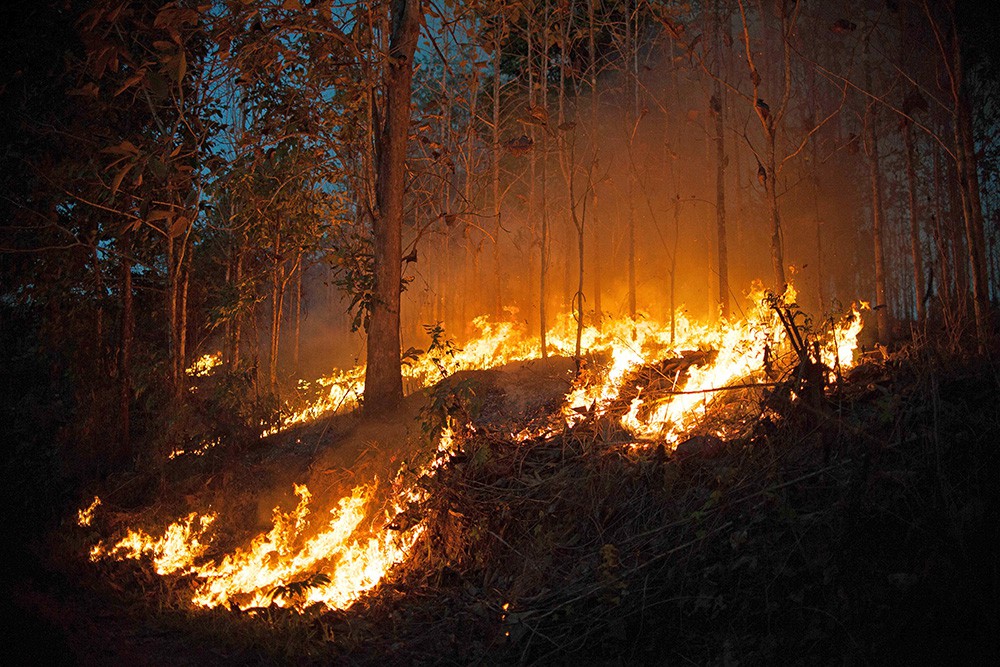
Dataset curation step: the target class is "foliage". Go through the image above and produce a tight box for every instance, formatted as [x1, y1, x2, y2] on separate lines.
[328, 226, 376, 333]
[417, 323, 480, 440]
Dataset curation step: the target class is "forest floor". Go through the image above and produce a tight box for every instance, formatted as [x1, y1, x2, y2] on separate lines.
[6, 344, 1000, 665]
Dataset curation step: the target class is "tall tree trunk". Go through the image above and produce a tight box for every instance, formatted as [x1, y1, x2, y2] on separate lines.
[231, 242, 243, 369]
[931, 138, 952, 312]
[365, 0, 420, 413]
[587, 0, 601, 326]
[764, 132, 785, 290]
[92, 241, 105, 374]
[118, 234, 133, 464]
[167, 235, 179, 393]
[865, 91, 891, 342]
[902, 120, 926, 323]
[179, 255, 189, 384]
[464, 64, 480, 334]
[526, 15, 538, 338]
[712, 0, 729, 319]
[492, 18, 504, 318]
[955, 90, 989, 345]
[269, 229, 283, 393]
[625, 0, 637, 323]
[738, 0, 786, 291]
[540, 2, 550, 357]
[293, 261, 302, 374]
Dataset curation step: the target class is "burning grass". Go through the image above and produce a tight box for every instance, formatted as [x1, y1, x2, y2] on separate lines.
[84, 285, 867, 615]
[65, 287, 999, 661]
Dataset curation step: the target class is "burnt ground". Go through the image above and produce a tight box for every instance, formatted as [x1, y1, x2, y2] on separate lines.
[5, 349, 1000, 665]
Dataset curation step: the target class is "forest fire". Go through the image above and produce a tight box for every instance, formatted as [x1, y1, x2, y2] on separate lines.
[84, 286, 864, 612]
[5, 0, 996, 660]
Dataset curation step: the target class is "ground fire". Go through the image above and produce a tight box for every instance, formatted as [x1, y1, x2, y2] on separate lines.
[84, 284, 864, 612]
[4, 0, 997, 663]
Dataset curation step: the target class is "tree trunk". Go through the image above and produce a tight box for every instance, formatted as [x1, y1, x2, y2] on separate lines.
[118, 234, 133, 464]
[293, 261, 302, 374]
[955, 91, 989, 345]
[931, 139, 952, 312]
[492, 19, 504, 318]
[269, 229, 283, 393]
[167, 235, 179, 393]
[365, 0, 420, 413]
[587, 0, 601, 326]
[179, 258, 189, 383]
[711, 0, 729, 319]
[866, 94, 891, 342]
[539, 2, 549, 359]
[902, 120, 926, 323]
[231, 243, 243, 369]
[764, 132, 785, 291]
[92, 241, 105, 375]
[625, 0, 637, 323]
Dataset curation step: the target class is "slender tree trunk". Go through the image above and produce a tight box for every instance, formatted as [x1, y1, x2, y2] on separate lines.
[232, 243, 243, 369]
[671, 195, 679, 344]
[167, 235, 179, 392]
[92, 241, 105, 374]
[179, 259, 189, 382]
[587, 0, 601, 325]
[902, 120, 926, 322]
[931, 139, 952, 311]
[625, 0, 637, 323]
[526, 15, 538, 337]
[366, 0, 420, 413]
[866, 91, 891, 342]
[808, 66, 825, 309]
[764, 133, 785, 291]
[492, 19, 504, 318]
[945, 158, 966, 304]
[538, 1, 550, 358]
[269, 229, 283, 393]
[118, 234, 133, 464]
[955, 91, 989, 344]
[293, 261, 302, 374]
[465, 65, 479, 333]
[712, 0, 729, 319]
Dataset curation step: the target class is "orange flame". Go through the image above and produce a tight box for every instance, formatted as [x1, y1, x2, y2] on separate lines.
[87, 284, 863, 611]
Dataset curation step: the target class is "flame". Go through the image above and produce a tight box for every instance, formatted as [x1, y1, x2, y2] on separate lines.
[169, 437, 220, 460]
[87, 283, 864, 612]
[188, 483, 422, 610]
[91, 512, 217, 575]
[186, 352, 222, 378]
[77, 496, 101, 527]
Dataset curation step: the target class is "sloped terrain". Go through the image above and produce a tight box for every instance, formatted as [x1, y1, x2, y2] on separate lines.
[9, 346, 1000, 665]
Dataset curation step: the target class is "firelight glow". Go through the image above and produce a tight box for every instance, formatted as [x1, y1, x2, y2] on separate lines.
[84, 285, 864, 612]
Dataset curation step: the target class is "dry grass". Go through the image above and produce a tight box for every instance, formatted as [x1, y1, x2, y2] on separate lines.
[35, 339, 1000, 665]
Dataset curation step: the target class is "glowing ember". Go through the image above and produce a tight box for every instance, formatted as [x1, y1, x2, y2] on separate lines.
[169, 437, 220, 460]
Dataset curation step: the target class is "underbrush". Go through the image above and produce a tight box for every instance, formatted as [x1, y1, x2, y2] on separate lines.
[344, 345, 999, 664]
[34, 343, 1000, 664]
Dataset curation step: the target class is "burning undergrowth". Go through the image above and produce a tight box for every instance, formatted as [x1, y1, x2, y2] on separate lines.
[73, 285, 912, 660]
